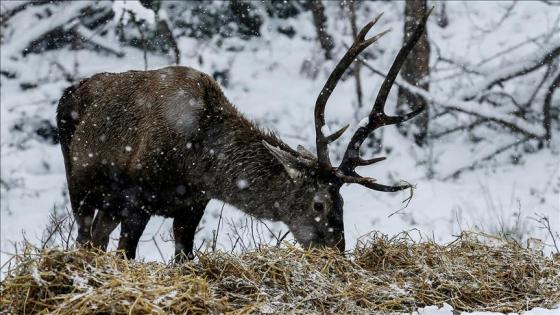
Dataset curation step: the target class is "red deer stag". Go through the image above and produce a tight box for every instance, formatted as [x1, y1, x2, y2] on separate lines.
[56, 12, 430, 260]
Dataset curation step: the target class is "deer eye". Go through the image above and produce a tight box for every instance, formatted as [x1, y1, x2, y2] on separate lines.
[313, 202, 325, 212]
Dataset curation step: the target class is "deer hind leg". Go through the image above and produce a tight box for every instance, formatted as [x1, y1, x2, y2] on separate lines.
[173, 196, 209, 263]
[117, 209, 150, 260]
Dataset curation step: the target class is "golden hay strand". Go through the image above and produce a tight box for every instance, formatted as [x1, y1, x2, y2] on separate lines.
[1, 231, 559, 314]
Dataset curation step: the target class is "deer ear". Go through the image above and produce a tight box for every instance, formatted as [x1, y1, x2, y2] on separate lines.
[262, 140, 304, 179]
[297, 145, 316, 160]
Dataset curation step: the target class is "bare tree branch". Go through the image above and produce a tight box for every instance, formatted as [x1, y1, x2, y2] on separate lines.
[444, 136, 531, 180]
[543, 71, 560, 145]
[460, 41, 560, 100]
[357, 56, 545, 139]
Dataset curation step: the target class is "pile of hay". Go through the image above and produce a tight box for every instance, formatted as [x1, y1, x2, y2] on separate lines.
[2, 232, 559, 314]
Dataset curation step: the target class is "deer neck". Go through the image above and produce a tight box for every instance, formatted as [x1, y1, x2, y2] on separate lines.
[196, 110, 294, 221]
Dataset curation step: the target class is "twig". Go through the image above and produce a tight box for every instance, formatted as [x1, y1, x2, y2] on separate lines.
[492, 1, 517, 30]
[531, 214, 560, 254]
[388, 182, 415, 218]
[151, 236, 165, 262]
[543, 70, 560, 144]
[276, 231, 290, 247]
[64, 207, 76, 250]
[462, 42, 560, 100]
[442, 105, 541, 139]
[523, 64, 553, 108]
[211, 203, 225, 253]
[444, 136, 531, 180]
[430, 119, 488, 139]
[357, 55, 543, 139]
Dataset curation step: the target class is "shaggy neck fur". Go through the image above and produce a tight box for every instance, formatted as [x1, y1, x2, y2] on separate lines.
[192, 95, 301, 222]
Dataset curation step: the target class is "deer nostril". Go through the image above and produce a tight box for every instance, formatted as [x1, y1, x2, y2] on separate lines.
[313, 202, 324, 212]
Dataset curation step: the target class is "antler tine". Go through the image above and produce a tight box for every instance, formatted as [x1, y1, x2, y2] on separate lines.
[314, 12, 390, 168]
[358, 180, 412, 192]
[356, 156, 386, 166]
[356, 13, 383, 40]
[335, 171, 412, 192]
[339, 9, 432, 175]
[326, 124, 350, 143]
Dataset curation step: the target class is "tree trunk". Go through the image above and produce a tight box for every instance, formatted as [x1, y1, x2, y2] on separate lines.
[307, 0, 334, 60]
[397, 0, 431, 146]
[543, 72, 560, 147]
[156, 19, 181, 65]
[437, 2, 449, 28]
[346, 0, 363, 109]
[345, 0, 382, 153]
[139, 0, 180, 64]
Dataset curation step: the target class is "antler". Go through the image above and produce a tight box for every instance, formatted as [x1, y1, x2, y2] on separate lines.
[336, 8, 432, 191]
[314, 13, 389, 168]
[312, 9, 432, 191]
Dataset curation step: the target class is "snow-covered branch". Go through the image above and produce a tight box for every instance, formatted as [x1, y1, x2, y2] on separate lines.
[357, 56, 547, 139]
[459, 39, 560, 101]
[1, 2, 91, 60]
[73, 25, 124, 57]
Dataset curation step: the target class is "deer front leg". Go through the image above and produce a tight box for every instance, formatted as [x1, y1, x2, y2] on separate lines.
[74, 207, 95, 246]
[69, 187, 96, 246]
[90, 210, 121, 251]
[117, 210, 150, 260]
[173, 197, 208, 263]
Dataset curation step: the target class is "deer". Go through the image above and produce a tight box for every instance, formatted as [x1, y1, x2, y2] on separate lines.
[56, 12, 430, 261]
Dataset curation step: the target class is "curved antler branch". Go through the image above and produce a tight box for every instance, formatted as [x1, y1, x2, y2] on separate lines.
[355, 156, 386, 166]
[335, 171, 413, 192]
[314, 13, 390, 168]
[326, 124, 350, 143]
[338, 8, 433, 175]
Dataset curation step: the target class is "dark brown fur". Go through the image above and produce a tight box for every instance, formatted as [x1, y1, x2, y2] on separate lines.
[57, 66, 345, 260]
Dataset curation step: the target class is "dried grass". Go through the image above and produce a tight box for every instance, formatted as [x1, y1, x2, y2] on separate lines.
[1, 231, 559, 314]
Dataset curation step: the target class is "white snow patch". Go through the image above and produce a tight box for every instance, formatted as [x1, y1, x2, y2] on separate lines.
[30, 264, 46, 286]
[320, 125, 331, 135]
[112, 0, 155, 25]
[236, 179, 249, 189]
[358, 117, 369, 128]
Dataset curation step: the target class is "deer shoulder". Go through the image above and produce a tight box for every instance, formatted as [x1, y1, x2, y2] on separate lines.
[67, 67, 234, 169]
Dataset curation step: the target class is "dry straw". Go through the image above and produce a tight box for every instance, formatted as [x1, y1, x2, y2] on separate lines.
[1, 231, 559, 314]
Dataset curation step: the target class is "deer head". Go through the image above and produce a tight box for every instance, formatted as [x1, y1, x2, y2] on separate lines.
[262, 11, 431, 252]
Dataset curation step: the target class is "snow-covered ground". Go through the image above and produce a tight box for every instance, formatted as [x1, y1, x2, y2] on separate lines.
[1, 1, 559, 313]
[417, 304, 560, 315]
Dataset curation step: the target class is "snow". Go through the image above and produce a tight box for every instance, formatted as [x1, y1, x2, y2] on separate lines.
[1, 1, 559, 313]
[416, 304, 560, 315]
[320, 124, 331, 135]
[1, 2, 92, 61]
[458, 38, 560, 100]
[236, 179, 249, 189]
[112, 0, 155, 25]
[358, 117, 369, 128]
[74, 25, 124, 57]
[153, 290, 177, 305]
[30, 264, 46, 286]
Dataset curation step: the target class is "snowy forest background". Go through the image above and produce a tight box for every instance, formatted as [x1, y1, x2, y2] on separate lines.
[1, 0, 559, 268]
